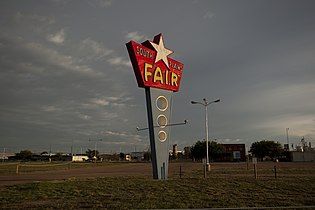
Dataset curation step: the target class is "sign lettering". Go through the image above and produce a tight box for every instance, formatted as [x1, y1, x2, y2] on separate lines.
[126, 34, 184, 92]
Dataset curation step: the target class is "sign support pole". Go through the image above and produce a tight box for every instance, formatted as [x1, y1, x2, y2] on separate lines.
[145, 87, 158, 179]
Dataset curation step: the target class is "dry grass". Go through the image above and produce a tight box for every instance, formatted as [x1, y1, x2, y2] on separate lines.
[0, 161, 314, 209]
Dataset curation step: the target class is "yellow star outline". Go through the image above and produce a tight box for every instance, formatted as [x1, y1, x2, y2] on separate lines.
[149, 34, 173, 68]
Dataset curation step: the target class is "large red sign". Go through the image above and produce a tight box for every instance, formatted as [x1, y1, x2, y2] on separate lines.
[126, 34, 184, 92]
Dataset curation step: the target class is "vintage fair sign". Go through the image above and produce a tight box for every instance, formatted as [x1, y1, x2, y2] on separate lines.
[126, 34, 184, 179]
[126, 34, 184, 92]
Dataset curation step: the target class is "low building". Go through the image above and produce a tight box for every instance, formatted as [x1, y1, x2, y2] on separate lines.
[290, 151, 315, 162]
[216, 144, 246, 162]
[0, 153, 15, 162]
[131, 152, 144, 161]
[99, 153, 120, 161]
[72, 155, 89, 162]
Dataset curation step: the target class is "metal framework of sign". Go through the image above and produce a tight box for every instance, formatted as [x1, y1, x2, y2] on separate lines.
[126, 34, 184, 179]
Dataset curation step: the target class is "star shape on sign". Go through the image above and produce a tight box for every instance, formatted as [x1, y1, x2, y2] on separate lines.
[149, 34, 173, 68]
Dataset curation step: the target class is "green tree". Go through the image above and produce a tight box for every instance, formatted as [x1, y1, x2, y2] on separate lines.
[191, 140, 206, 161]
[191, 140, 225, 161]
[16, 150, 33, 161]
[209, 141, 225, 161]
[53, 152, 64, 161]
[119, 152, 125, 161]
[250, 140, 283, 161]
[86, 149, 99, 159]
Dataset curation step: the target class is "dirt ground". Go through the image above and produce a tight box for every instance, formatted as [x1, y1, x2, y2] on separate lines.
[0, 161, 314, 186]
[0, 162, 151, 186]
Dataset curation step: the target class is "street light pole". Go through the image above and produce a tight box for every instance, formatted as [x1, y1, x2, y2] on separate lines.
[191, 98, 220, 171]
[205, 100, 209, 168]
[286, 128, 289, 151]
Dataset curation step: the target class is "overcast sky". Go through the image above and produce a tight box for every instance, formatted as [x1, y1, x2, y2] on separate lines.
[1, 0, 314, 154]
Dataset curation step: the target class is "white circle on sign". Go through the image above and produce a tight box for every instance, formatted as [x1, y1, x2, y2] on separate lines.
[157, 115, 167, 128]
[156, 96, 168, 111]
[158, 131, 167, 142]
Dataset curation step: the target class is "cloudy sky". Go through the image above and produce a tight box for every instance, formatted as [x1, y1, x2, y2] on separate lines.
[1, 0, 314, 154]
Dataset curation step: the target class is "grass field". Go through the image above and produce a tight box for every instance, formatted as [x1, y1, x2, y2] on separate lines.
[0, 161, 314, 209]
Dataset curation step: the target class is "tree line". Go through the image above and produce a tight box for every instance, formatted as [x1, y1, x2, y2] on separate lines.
[249, 140, 285, 161]
[11, 139, 287, 162]
[187, 139, 287, 161]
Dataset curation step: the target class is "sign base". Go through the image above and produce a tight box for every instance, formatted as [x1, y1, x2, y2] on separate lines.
[145, 87, 173, 179]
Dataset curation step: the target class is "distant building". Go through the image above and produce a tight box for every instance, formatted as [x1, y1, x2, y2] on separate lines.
[72, 155, 89, 162]
[290, 151, 315, 162]
[124, 154, 131, 161]
[288, 137, 315, 162]
[216, 144, 246, 162]
[99, 153, 120, 161]
[172, 144, 178, 159]
[130, 152, 144, 161]
[0, 153, 15, 161]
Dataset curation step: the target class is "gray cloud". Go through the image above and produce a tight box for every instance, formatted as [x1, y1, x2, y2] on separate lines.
[0, 0, 314, 153]
[47, 29, 66, 44]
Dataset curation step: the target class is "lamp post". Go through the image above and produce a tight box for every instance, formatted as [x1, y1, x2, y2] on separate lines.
[191, 98, 220, 171]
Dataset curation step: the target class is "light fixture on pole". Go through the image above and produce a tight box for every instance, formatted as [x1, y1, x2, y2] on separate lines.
[191, 98, 220, 171]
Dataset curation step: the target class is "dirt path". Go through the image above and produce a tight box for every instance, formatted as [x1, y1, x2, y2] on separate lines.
[0, 163, 153, 186]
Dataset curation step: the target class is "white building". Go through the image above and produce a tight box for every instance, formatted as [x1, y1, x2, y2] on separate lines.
[291, 151, 315, 162]
[72, 155, 89, 162]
